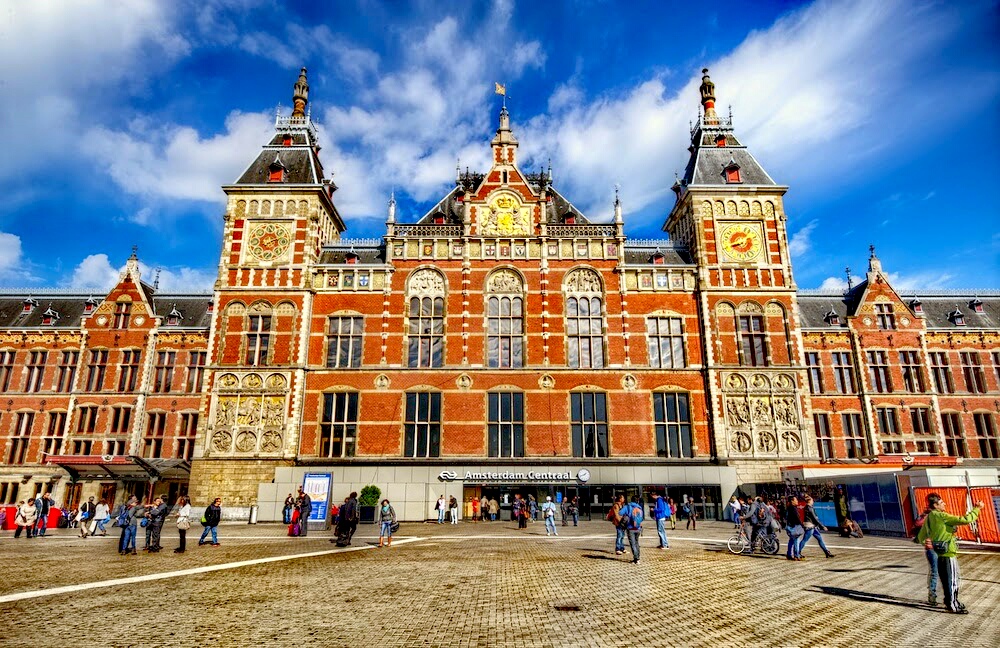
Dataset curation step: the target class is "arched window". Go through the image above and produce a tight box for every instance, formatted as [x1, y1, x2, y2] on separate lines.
[564, 269, 605, 369]
[406, 269, 445, 368]
[485, 270, 524, 368]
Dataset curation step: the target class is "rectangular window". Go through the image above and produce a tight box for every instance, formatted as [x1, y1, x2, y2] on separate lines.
[877, 407, 902, 453]
[652, 392, 693, 458]
[75, 406, 98, 435]
[0, 482, 19, 505]
[56, 351, 78, 392]
[85, 350, 108, 392]
[487, 297, 524, 369]
[814, 413, 833, 460]
[153, 351, 176, 393]
[104, 438, 127, 456]
[326, 317, 364, 368]
[246, 315, 272, 366]
[738, 315, 767, 367]
[110, 406, 132, 436]
[487, 392, 525, 458]
[567, 297, 605, 369]
[842, 413, 867, 458]
[118, 350, 140, 392]
[186, 352, 207, 393]
[319, 392, 358, 458]
[143, 412, 166, 458]
[646, 317, 685, 368]
[0, 350, 16, 392]
[973, 413, 998, 459]
[6, 412, 34, 464]
[942, 413, 967, 458]
[113, 302, 131, 329]
[403, 392, 441, 458]
[993, 352, 1000, 388]
[42, 412, 66, 457]
[176, 413, 198, 460]
[960, 352, 987, 394]
[407, 298, 444, 368]
[71, 440, 94, 455]
[832, 352, 857, 394]
[571, 392, 609, 458]
[910, 407, 933, 435]
[806, 352, 823, 394]
[898, 350, 925, 393]
[929, 352, 954, 394]
[875, 303, 896, 330]
[25, 351, 47, 393]
[867, 351, 892, 393]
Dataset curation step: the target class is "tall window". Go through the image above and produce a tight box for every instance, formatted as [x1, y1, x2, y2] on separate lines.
[407, 297, 445, 368]
[911, 407, 936, 453]
[929, 352, 953, 394]
[56, 351, 78, 392]
[814, 413, 833, 460]
[646, 317, 685, 368]
[0, 350, 15, 392]
[960, 352, 986, 394]
[186, 352, 207, 392]
[867, 351, 892, 393]
[24, 351, 47, 393]
[176, 413, 198, 460]
[143, 412, 166, 458]
[7, 412, 33, 464]
[320, 392, 358, 458]
[85, 350, 108, 392]
[876, 407, 902, 453]
[118, 350, 140, 392]
[0, 482, 20, 505]
[567, 297, 605, 368]
[842, 413, 867, 458]
[153, 351, 176, 393]
[973, 413, 998, 459]
[487, 392, 524, 457]
[874, 303, 896, 330]
[993, 351, 1000, 388]
[110, 406, 132, 436]
[326, 317, 364, 368]
[899, 350, 925, 393]
[104, 436, 127, 456]
[246, 315, 272, 366]
[487, 297, 524, 368]
[403, 392, 441, 458]
[806, 352, 823, 394]
[113, 301, 131, 329]
[942, 413, 967, 458]
[42, 412, 66, 456]
[571, 392, 609, 458]
[75, 405, 98, 435]
[652, 392, 693, 458]
[738, 315, 767, 367]
[832, 352, 857, 394]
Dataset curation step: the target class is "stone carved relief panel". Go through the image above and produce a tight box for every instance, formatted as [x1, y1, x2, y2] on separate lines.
[721, 371, 803, 458]
[209, 371, 289, 457]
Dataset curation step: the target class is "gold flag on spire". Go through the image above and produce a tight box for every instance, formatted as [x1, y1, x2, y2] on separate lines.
[494, 82, 506, 96]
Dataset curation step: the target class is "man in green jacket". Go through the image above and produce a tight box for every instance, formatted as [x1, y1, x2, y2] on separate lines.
[915, 493, 984, 614]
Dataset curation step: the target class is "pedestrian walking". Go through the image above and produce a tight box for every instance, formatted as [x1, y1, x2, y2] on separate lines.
[729, 496, 742, 528]
[528, 494, 538, 522]
[542, 496, 558, 536]
[569, 496, 580, 526]
[746, 497, 772, 551]
[667, 498, 677, 530]
[488, 498, 499, 522]
[33, 492, 53, 537]
[282, 494, 295, 525]
[119, 496, 139, 556]
[560, 496, 568, 527]
[199, 497, 223, 547]
[798, 495, 833, 558]
[608, 495, 626, 555]
[77, 496, 96, 538]
[146, 496, 168, 552]
[174, 495, 192, 553]
[684, 497, 697, 530]
[436, 495, 447, 524]
[90, 498, 111, 536]
[480, 495, 489, 522]
[652, 492, 670, 549]
[471, 496, 480, 523]
[297, 486, 312, 537]
[916, 493, 984, 613]
[378, 499, 397, 548]
[913, 504, 938, 605]
[619, 495, 644, 564]
[784, 496, 804, 561]
[449, 496, 459, 524]
[14, 500, 37, 539]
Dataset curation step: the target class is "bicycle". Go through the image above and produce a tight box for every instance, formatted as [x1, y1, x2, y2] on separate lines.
[727, 523, 779, 555]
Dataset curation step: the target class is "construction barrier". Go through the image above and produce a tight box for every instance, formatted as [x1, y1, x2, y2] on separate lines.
[912, 486, 1000, 544]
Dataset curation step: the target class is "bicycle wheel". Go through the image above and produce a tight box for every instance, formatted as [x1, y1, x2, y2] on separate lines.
[761, 534, 780, 555]
[727, 534, 749, 554]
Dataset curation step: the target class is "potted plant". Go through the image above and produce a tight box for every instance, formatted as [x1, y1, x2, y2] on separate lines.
[358, 485, 381, 524]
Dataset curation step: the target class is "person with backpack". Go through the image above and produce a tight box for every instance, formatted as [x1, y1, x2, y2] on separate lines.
[541, 496, 558, 536]
[198, 498, 222, 547]
[916, 493, 984, 613]
[651, 492, 671, 549]
[607, 494, 626, 555]
[683, 497, 698, 530]
[619, 495, 644, 564]
[747, 497, 772, 552]
[119, 496, 140, 556]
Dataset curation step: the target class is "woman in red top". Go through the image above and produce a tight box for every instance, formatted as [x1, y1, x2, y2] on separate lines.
[471, 496, 480, 523]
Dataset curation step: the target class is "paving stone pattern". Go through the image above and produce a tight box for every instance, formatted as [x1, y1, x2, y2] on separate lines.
[2, 521, 998, 647]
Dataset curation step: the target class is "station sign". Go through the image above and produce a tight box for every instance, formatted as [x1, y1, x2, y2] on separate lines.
[438, 469, 590, 483]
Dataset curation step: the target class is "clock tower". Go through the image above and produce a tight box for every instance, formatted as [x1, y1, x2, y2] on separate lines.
[664, 69, 814, 484]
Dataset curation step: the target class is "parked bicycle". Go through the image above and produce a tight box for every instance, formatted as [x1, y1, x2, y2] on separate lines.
[727, 522, 779, 555]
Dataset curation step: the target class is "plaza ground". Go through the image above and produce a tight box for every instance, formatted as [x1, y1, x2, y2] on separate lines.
[2, 519, 998, 647]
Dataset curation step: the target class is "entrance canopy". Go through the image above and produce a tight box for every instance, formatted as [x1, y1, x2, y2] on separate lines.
[43, 455, 190, 482]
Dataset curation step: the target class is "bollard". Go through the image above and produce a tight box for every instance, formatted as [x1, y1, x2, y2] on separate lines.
[248, 504, 258, 525]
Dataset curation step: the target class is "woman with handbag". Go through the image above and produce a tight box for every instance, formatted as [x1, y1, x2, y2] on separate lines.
[916, 493, 984, 614]
[14, 500, 37, 539]
[784, 496, 805, 561]
[174, 495, 192, 553]
[378, 499, 397, 548]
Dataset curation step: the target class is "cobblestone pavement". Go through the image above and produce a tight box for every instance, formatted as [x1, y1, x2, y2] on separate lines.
[2, 520, 998, 647]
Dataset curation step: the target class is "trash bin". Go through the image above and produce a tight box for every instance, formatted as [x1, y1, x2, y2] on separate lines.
[248, 504, 258, 525]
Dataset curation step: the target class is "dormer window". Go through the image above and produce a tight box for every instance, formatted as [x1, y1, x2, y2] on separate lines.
[84, 297, 98, 315]
[948, 309, 965, 326]
[432, 211, 445, 225]
[167, 306, 183, 326]
[970, 298, 984, 314]
[564, 213, 576, 225]
[281, 135, 293, 147]
[345, 252, 358, 265]
[909, 298, 923, 316]
[206, 301, 214, 314]
[22, 298, 38, 314]
[723, 158, 741, 183]
[824, 310, 840, 326]
[41, 307, 59, 325]
[715, 134, 726, 147]
[268, 156, 286, 183]
[651, 251, 665, 265]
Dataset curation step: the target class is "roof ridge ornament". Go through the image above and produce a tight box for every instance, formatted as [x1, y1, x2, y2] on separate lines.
[292, 67, 309, 118]
[699, 68, 719, 125]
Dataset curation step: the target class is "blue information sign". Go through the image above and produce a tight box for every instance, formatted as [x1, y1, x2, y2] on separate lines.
[302, 473, 332, 524]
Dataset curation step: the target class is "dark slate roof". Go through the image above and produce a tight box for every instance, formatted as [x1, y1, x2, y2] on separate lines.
[797, 289, 1000, 331]
[234, 148, 322, 185]
[0, 293, 212, 330]
[318, 246, 386, 264]
[622, 244, 693, 265]
[151, 296, 214, 329]
[683, 146, 775, 186]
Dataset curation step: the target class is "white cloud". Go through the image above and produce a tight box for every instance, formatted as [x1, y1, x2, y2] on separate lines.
[818, 276, 848, 292]
[64, 254, 215, 293]
[788, 220, 819, 258]
[884, 271, 957, 292]
[0, 232, 22, 273]
[66, 254, 121, 290]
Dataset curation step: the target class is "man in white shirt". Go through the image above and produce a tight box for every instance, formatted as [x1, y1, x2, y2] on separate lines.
[542, 496, 558, 536]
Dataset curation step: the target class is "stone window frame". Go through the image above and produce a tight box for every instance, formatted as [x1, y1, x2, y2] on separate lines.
[24, 349, 48, 393]
[570, 390, 609, 458]
[486, 390, 525, 458]
[646, 313, 686, 369]
[941, 411, 967, 458]
[484, 268, 526, 369]
[404, 268, 447, 369]
[325, 314, 364, 369]
[319, 390, 359, 458]
[651, 391, 694, 458]
[403, 390, 442, 458]
[563, 267, 606, 370]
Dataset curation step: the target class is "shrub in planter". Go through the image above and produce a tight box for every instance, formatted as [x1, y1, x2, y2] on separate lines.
[359, 485, 381, 524]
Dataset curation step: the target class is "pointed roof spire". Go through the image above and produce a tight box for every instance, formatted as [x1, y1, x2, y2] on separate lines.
[868, 244, 882, 274]
[291, 67, 309, 118]
[387, 191, 396, 224]
[613, 185, 622, 224]
[699, 68, 719, 125]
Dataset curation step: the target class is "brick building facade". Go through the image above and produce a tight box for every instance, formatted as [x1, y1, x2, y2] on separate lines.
[2, 69, 997, 521]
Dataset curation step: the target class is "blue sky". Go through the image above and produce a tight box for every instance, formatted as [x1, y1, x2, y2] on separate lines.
[1, 0, 998, 293]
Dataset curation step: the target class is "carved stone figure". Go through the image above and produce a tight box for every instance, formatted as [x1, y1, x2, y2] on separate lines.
[564, 268, 602, 293]
[757, 430, 777, 452]
[782, 430, 802, 452]
[262, 397, 285, 427]
[374, 374, 390, 390]
[774, 397, 798, 426]
[212, 431, 233, 453]
[408, 269, 445, 295]
[487, 270, 523, 293]
[235, 431, 257, 453]
[751, 397, 772, 424]
[260, 430, 282, 453]
[732, 431, 752, 453]
[216, 398, 236, 426]
[622, 374, 637, 391]
[237, 397, 261, 426]
[727, 398, 750, 427]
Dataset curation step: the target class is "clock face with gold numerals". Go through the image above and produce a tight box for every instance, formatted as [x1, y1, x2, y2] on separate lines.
[719, 223, 764, 262]
[247, 223, 291, 261]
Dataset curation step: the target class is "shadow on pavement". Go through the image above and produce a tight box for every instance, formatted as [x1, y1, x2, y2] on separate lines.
[581, 554, 621, 561]
[809, 585, 946, 612]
